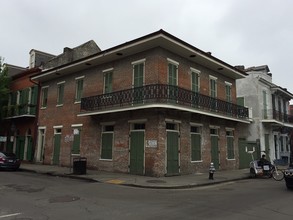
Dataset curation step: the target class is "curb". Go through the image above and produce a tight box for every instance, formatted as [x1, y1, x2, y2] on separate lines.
[20, 168, 251, 189]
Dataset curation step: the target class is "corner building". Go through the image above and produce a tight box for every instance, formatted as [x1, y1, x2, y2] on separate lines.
[32, 30, 250, 176]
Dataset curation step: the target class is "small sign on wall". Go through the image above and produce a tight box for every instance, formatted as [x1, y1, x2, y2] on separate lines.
[146, 140, 157, 148]
[0, 136, 7, 142]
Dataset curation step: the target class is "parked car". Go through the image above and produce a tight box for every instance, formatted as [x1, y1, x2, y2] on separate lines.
[284, 167, 293, 190]
[0, 151, 21, 171]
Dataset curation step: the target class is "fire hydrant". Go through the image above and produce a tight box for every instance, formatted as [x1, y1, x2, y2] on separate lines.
[209, 162, 215, 180]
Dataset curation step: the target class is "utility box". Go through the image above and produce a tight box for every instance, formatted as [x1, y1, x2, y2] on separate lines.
[73, 157, 87, 175]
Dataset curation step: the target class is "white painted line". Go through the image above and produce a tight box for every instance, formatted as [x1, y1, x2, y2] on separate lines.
[0, 213, 21, 218]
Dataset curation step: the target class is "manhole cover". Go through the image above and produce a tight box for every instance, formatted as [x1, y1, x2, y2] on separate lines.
[146, 180, 166, 184]
[49, 195, 80, 203]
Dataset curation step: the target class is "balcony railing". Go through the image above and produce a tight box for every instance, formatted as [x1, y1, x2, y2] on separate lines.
[263, 109, 293, 124]
[2, 104, 37, 118]
[81, 84, 249, 119]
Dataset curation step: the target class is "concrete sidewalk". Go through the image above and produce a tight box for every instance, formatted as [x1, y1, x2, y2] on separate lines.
[19, 163, 251, 189]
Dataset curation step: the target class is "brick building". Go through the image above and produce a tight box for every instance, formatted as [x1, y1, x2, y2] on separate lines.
[32, 30, 250, 176]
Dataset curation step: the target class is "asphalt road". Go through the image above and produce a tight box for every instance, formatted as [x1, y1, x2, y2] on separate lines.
[0, 170, 292, 220]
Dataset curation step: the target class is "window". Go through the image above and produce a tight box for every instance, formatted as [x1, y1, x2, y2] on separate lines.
[101, 125, 114, 160]
[225, 82, 232, 102]
[226, 130, 234, 159]
[75, 77, 84, 102]
[104, 71, 113, 94]
[263, 90, 267, 119]
[191, 68, 200, 93]
[41, 87, 48, 108]
[72, 126, 81, 154]
[168, 62, 178, 86]
[57, 82, 65, 106]
[133, 63, 144, 88]
[191, 126, 201, 161]
[209, 77, 217, 98]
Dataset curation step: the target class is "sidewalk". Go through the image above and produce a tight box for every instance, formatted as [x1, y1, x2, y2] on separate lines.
[20, 163, 250, 189]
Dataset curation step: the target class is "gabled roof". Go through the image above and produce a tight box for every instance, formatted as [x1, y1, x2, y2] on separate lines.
[32, 29, 247, 82]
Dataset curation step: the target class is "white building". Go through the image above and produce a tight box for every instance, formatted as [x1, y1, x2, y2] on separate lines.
[237, 65, 293, 164]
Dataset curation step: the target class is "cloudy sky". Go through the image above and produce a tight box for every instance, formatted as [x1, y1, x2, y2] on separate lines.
[1, 0, 292, 92]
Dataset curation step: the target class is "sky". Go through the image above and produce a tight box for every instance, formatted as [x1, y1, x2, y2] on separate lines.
[1, 0, 293, 92]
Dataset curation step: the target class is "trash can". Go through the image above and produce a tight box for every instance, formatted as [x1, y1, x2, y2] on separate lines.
[73, 157, 87, 175]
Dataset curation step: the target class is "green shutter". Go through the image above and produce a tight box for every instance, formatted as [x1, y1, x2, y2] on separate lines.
[72, 129, 81, 154]
[104, 72, 113, 93]
[101, 133, 113, 159]
[57, 84, 64, 105]
[191, 133, 201, 161]
[227, 136, 234, 159]
[42, 87, 48, 107]
[191, 72, 199, 93]
[76, 79, 83, 101]
[134, 64, 143, 87]
[168, 63, 177, 86]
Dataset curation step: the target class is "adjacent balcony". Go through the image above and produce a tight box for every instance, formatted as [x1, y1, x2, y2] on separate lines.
[80, 84, 249, 120]
[263, 109, 293, 124]
[2, 104, 37, 118]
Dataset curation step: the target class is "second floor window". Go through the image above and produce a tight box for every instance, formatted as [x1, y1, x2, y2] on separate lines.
[133, 63, 144, 88]
[191, 69, 200, 93]
[225, 83, 232, 102]
[57, 82, 65, 106]
[168, 62, 178, 86]
[41, 87, 48, 108]
[104, 71, 113, 94]
[75, 77, 84, 102]
[209, 77, 217, 98]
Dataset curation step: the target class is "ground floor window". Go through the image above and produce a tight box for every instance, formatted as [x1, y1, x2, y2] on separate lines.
[226, 129, 234, 159]
[101, 125, 114, 160]
[191, 126, 201, 161]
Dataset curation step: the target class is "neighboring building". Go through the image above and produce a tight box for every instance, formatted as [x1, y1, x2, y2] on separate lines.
[0, 50, 55, 160]
[237, 65, 293, 165]
[31, 30, 250, 177]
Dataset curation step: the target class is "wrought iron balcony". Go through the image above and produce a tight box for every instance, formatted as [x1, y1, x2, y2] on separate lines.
[1, 104, 37, 118]
[81, 84, 249, 119]
[263, 109, 293, 124]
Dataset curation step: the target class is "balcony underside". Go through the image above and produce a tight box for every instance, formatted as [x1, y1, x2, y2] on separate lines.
[79, 84, 250, 123]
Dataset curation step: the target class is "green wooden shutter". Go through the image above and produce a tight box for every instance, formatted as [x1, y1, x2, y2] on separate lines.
[30, 86, 38, 114]
[191, 72, 199, 93]
[101, 133, 113, 159]
[42, 87, 48, 107]
[72, 129, 81, 154]
[191, 133, 201, 161]
[227, 136, 234, 159]
[104, 72, 113, 94]
[57, 84, 64, 105]
[76, 79, 84, 101]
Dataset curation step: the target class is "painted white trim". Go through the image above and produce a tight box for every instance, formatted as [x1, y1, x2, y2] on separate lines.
[102, 68, 114, 73]
[225, 81, 232, 86]
[131, 58, 146, 65]
[190, 122, 203, 127]
[165, 118, 181, 124]
[75, 76, 85, 80]
[57, 81, 65, 85]
[167, 58, 179, 66]
[53, 125, 63, 128]
[209, 125, 220, 129]
[41, 85, 49, 89]
[71, 124, 83, 127]
[225, 127, 235, 131]
[38, 126, 46, 130]
[190, 67, 201, 74]
[209, 75, 217, 80]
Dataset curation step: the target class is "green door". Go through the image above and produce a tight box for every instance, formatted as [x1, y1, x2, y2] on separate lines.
[238, 140, 259, 169]
[211, 135, 219, 169]
[16, 136, 25, 160]
[130, 131, 144, 175]
[26, 136, 33, 161]
[52, 133, 61, 165]
[167, 131, 179, 175]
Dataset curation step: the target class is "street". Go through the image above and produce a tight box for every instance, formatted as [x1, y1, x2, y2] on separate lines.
[0, 170, 292, 220]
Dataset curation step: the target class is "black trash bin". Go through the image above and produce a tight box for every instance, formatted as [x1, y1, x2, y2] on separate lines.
[73, 157, 87, 175]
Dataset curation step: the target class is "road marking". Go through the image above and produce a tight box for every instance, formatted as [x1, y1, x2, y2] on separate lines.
[0, 213, 21, 218]
[106, 179, 125, 184]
